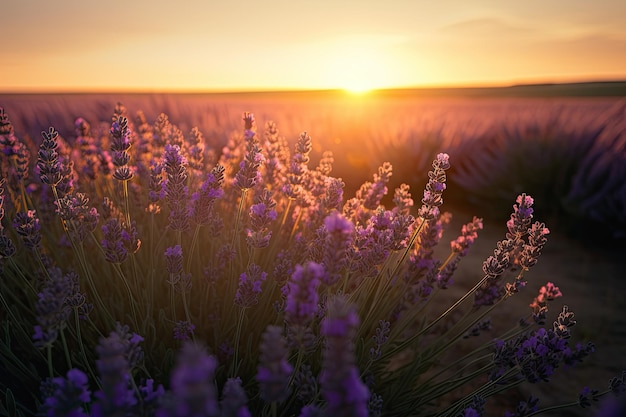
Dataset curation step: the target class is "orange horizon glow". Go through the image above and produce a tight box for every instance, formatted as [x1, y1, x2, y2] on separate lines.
[3, 1, 626, 93]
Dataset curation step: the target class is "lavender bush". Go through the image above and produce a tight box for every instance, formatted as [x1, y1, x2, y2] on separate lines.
[0, 104, 623, 416]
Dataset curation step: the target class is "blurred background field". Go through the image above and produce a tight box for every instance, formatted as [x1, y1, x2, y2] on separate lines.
[3, 85, 625, 242]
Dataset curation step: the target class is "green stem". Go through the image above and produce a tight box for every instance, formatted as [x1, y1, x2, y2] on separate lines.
[46, 345, 53, 378]
[60, 327, 72, 370]
[75, 309, 100, 389]
[231, 307, 246, 377]
[181, 290, 195, 342]
[113, 263, 139, 329]
[187, 224, 201, 273]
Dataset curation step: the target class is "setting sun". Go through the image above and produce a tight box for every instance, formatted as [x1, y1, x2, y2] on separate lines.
[320, 37, 396, 93]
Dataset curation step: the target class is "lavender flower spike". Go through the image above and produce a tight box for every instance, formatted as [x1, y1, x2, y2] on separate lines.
[320, 296, 370, 417]
[157, 342, 219, 417]
[257, 325, 293, 403]
[418, 153, 450, 221]
[91, 331, 138, 416]
[220, 377, 251, 417]
[40, 368, 91, 417]
[285, 262, 324, 327]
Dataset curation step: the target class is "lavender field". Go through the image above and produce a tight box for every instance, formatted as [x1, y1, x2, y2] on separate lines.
[0, 91, 625, 416]
[4, 91, 625, 240]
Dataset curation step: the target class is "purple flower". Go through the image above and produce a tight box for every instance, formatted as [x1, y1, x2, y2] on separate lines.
[162, 143, 190, 232]
[608, 371, 626, 395]
[0, 179, 16, 258]
[173, 320, 196, 341]
[33, 268, 72, 348]
[392, 183, 414, 215]
[92, 331, 138, 416]
[283, 132, 312, 200]
[298, 404, 322, 417]
[187, 126, 206, 171]
[13, 209, 42, 251]
[553, 305, 576, 339]
[55, 192, 99, 242]
[157, 342, 219, 417]
[220, 377, 251, 417]
[40, 368, 90, 417]
[504, 396, 539, 417]
[319, 296, 370, 417]
[293, 364, 317, 403]
[321, 211, 354, 286]
[285, 262, 324, 327]
[451, 216, 483, 256]
[234, 112, 264, 190]
[356, 162, 393, 210]
[0, 107, 14, 136]
[369, 320, 391, 360]
[262, 120, 289, 189]
[101, 218, 129, 263]
[506, 194, 534, 239]
[165, 245, 184, 275]
[37, 127, 63, 187]
[139, 379, 165, 414]
[578, 386, 600, 408]
[246, 189, 277, 248]
[190, 164, 225, 225]
[257, 325, 293, 403]
[234, 263, 267, 308]
[418, 153, 450, 220]
[519, 222, 550, 270]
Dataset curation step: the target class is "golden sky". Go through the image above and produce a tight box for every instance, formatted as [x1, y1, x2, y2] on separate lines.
[3, 0, 626, 92]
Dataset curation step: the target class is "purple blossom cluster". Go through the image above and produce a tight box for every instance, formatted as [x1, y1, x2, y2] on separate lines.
[92, 330, 138, 416]
[0, 179, 16, 261]
[234, 112, 264, 190]
[13, 209, 42, 251]
[234, 263, 267, 308]
[39, 369, 91, 417]
[475, 194, 547, 306]
[157, 342, 219, 417]
[257, 325, 293, 403]
[246, 188, 277, 248]
[101, 217, 138, 264]
[320, 296, 370, 417]
[162, 143, 190, 232]
[110, 116, 134, 182]
[55, 192, 99, 242]
[283, 131, 313, 201]
[321, 211, 354, 286]
[190, 164, 225, 225]
[418, 153, 450, 221]
[491, 306, 593, 385]
[37, 127, 63, 187]
[33, 268, 72, 348]
[173, 320, 196, 341]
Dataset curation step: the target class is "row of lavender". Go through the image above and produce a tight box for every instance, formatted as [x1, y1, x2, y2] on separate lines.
[3, 94, 625, 241]
[0, 104, 624, 416]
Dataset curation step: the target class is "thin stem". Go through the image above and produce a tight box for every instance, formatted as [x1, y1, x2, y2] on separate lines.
[186, 224, 202, 273]
[181, 290, 195, 342]
[231, 307, 246, 377]
[113, 263, 139, 329]
[46, 345, 53, 378]
[75, 309, 100, 390]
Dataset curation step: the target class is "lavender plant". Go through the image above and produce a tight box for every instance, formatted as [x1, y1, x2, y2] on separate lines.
[0, 104, 623, 417]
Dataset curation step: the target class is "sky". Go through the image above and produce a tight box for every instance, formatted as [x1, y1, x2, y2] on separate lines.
[3, 0, 626, 92]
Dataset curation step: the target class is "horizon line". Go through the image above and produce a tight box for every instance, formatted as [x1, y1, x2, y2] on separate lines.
[2, 79, 626, 96]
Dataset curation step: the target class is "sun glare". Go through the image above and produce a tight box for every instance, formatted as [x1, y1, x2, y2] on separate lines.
[322, 39, 393, 94]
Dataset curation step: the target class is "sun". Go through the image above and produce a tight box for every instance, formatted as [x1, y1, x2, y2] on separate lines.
[321, 38, 393, 94]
